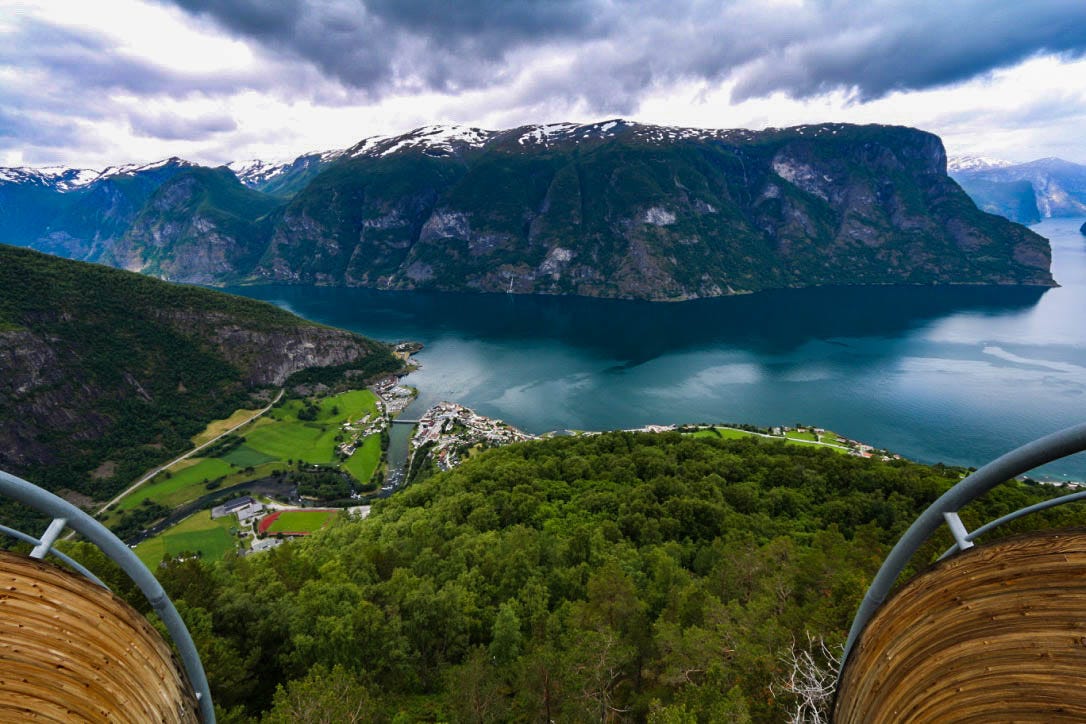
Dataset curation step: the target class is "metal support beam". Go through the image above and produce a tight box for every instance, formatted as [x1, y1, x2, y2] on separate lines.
[30, 517, 67, 559]
[938, 488, 1086, 560]
[840, 421, 1086, 678]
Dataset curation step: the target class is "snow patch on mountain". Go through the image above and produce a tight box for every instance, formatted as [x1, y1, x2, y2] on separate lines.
[948, 155, 1014, 173]
[0, 158, 190, 191]
[348, 125, 497, 159]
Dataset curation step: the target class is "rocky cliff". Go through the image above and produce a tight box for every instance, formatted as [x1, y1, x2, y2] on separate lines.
[249, 122, 1053, 298]
[2, 122, 1056, 299]
[0, 244, 400, 498]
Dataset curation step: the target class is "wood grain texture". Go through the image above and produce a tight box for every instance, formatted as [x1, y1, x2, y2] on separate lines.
[0, 550, 199, 722]
[835, 528, 1086, 723]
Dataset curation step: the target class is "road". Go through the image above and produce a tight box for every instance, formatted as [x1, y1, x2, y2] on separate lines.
[89, 389, 284, 519]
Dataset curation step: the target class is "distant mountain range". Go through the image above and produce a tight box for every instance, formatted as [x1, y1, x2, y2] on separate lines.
[0, 121, 1055, 299]
[949, 155, 1086, 224]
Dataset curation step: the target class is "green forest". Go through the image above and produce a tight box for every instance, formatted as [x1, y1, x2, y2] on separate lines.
[76, 430, 1085, 722]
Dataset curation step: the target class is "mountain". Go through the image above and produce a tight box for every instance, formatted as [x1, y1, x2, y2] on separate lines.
[950, 156, 1086, 223]
[946, 155, 1013, 173]
[0, 157, 194, 259]
[0, 244, 401, 501]
[1, 122, 1056, 299]
[100, 166, 285, 284]
[228, 149, 344, 197]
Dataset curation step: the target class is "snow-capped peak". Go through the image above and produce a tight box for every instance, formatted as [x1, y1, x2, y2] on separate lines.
[0, 166, 99, 190]
[228, 149, 345, 187]
[515, 122, 580, 146]
[0, 157, 193, 192]
[947, 154, 1014, 173]
[348, 124, 497, 159]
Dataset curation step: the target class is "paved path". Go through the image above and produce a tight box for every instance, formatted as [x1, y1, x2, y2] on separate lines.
[90, 389, 284, 519]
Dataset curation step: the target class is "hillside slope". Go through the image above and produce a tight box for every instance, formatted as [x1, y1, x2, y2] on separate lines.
[0, 244, 400, 500]
[142, 431, 1086, 721]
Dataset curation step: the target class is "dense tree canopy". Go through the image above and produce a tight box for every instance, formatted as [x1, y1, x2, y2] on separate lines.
[112, 432, 1084, 722]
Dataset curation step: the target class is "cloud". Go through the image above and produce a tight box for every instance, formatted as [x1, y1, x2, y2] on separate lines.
[164, 0, 1086, 111]
[169, 0, 605, 92]
[128, 110, 238, 140]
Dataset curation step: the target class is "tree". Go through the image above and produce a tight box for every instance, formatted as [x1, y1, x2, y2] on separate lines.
[774, 634, 841, 724]
[489, 601, 523, 667]
[263, 665, 382, 724]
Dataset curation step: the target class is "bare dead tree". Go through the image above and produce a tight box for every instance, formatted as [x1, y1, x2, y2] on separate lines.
[774, 633, 842, 724]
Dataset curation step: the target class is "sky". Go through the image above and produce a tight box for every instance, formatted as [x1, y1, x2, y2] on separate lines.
[3, 0, 1086, 169]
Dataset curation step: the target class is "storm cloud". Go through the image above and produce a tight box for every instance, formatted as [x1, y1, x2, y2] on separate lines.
[3, 0, 1086, 166]
[165, 0, 1086, 108]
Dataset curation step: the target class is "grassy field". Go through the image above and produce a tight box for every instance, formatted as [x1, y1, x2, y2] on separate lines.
[786, 430, 819, 442]
[687, 426, 852, 454]
[260, 509, 338, 535]
[244, 417, 340, 464]
[221, 444, 278, 467]
[244, 389, 382, 464]
[115, 458, 235, 512]
[343, 434, 382, 483]
[135, 511, 240, 567]
[112, 388, 385, 530]
[190, 407, 263, 446]
[690, 427, 758, 440]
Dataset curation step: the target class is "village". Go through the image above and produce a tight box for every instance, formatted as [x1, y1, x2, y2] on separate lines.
[410, 401, 538, 472]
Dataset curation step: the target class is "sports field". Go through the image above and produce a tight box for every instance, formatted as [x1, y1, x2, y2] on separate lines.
[258, 509, 338, 536]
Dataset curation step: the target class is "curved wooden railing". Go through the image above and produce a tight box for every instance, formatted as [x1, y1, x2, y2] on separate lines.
[835, 422, 1086, 722]
[0, 470, 214, 722]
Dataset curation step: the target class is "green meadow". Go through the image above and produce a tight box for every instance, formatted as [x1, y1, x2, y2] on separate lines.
[343, 434, 382, 484]
[115, 458, 235, 512]
[110, 389, 384, 530]
[135, 511, 240, 567]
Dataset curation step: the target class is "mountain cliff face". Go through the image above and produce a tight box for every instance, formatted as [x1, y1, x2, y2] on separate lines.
[950, 156, 1086, 223]
[1, 122, 1056, 299]
[251, 121, 1054, 298]
[0, 158, 194, 259]
[0, 244, 400, 499]
[101, 167, 281, 284]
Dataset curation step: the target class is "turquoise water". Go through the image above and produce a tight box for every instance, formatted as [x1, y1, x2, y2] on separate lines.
[227, 217, 1086, 480]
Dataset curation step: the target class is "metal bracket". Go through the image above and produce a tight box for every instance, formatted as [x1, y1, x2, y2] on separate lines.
[30, 517, 67, 559]
[942, 512, 974, 552]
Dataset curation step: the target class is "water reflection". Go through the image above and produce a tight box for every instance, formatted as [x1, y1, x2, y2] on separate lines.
[230, 283, 1047, 364]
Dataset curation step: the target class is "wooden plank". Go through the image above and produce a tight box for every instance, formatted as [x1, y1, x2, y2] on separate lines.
[0, 551, 199, 722]
[836, 528, 1086, 722]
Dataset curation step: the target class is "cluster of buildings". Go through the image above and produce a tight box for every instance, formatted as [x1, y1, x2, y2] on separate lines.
[209, 496, 282, 555]
[410, 402, 537, 471]
[373, 376, 416, 415]
[210, 495, 264, 523]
